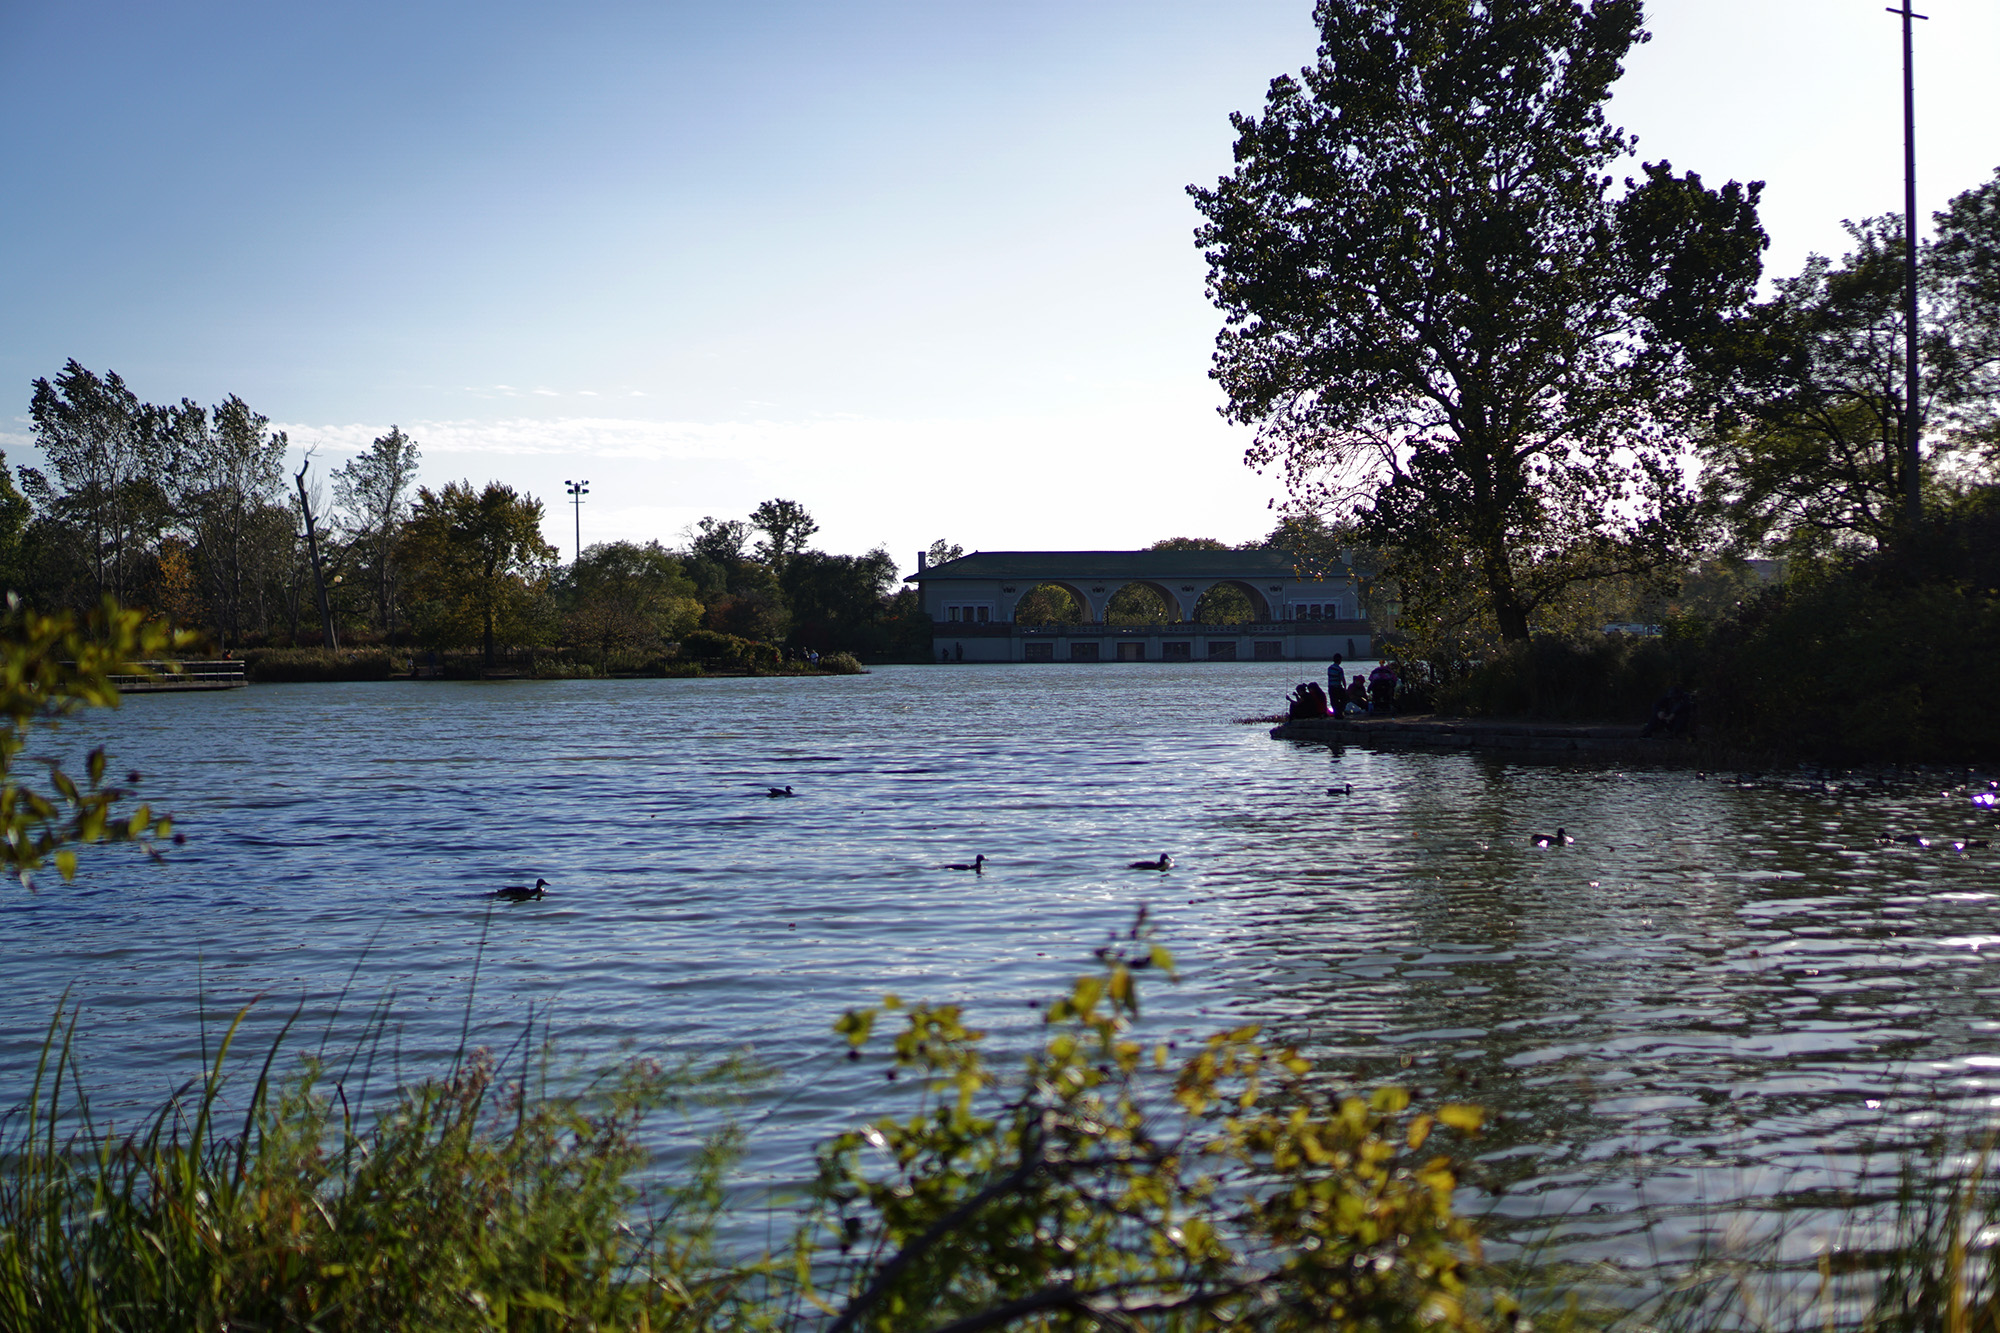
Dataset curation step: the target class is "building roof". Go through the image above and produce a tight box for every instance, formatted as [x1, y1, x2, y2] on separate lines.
[907, 549, 1344, 582]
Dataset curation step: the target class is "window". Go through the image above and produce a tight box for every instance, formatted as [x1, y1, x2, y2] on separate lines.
[1069, 642, 1101, 662]
[1207, 641, 1237, 661]
[1024, 643, 1054, 662]
[1161, 641, 1192, 662]
[1254, 640, 1284, 660]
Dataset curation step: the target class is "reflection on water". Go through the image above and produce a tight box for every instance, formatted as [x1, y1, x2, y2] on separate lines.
[4, 664, 1998, 1271]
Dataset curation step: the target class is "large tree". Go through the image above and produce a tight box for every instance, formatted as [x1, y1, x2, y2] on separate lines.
[1703, 171, 2000, 560]
[397, 481, 557, 664]
[174, 395, 293, 646]
[1191, 0, 1767, 643]
[24, 362, 173, 608]
[332, 426, 423, 639]
[749, 498, 819, 574]
[557, 540, 702, 666]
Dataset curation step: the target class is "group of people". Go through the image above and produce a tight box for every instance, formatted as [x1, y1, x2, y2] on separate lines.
[1288, 654, 1401, 719]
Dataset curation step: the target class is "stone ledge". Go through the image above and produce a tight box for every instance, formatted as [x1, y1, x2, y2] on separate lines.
[1270, 713, 1697, 758]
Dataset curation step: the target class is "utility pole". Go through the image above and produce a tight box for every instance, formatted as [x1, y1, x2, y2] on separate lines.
[565, 479, 589, 562]
[1890, 0, 1928, 528]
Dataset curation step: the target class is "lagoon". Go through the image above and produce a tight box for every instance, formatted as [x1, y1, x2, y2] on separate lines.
[5, 664, 1998, 1275]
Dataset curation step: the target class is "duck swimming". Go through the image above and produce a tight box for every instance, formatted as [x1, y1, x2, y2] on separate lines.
[494, 878, 549, 902]
[768, 786, 794, 798]
[1128, 853, 1174, 871]
[1529, 829, 1572, 848]
[1326, 783, 1352, 796]
[945, 855, 986, 872]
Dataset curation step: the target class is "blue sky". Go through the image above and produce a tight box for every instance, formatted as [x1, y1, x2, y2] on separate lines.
[2, 1, 1994, 567]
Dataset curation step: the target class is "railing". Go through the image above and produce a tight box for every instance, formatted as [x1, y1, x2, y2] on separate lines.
[933, 620, 1371, 636]
[105, 660, 248, 692]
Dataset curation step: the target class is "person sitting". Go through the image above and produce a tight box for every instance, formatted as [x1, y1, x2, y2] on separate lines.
[1288, 682, 1332, 719]
[1641, 684, 1696, 739]
[1368, 661, 1399, 714]
[1346, 675, 1371, 713]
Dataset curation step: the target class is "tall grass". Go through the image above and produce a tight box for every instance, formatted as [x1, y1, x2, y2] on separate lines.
[9, 964, 2000, 1331]
[0, 996, 755, 1332]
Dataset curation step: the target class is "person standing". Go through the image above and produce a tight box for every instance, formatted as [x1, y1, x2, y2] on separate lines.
[1327, 655, 1345, 715]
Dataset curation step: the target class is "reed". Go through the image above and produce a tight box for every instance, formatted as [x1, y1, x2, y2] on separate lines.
[0, 996, 756, 1333]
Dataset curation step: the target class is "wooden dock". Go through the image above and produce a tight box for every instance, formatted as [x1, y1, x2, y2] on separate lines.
[110, 661, 248, 693]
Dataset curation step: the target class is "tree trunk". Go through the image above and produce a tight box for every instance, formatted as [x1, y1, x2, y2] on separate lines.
[1483, 539, 1531, 644]
[295, 463, 338, 651]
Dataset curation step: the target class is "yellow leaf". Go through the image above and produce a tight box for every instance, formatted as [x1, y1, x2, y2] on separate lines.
[1438, 1104, 1484, 1134]
[1407, 1113, 1434, 1150]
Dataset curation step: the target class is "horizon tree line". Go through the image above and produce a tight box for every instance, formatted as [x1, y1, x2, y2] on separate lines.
[0, 366, 931, 665]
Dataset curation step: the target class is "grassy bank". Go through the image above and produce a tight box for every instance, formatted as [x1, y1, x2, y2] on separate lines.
[235, 646, 867, 683]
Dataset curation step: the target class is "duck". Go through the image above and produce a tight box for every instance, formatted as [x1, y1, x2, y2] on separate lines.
[1529, 829, 1572, 848]
[1879, 833, 1929, 847]
[494, 877, 549, 902]
[1128, 853, 1174, 871]
[1326, 783, 1352, 796]
[1953, 839, 1990, 852]
[767, 786, 795, 798]
[945, 855, 986, 872]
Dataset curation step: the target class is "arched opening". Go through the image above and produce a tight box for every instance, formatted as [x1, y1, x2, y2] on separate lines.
[1104, 581, 1174, 625]
[1012, 582, 1087, 625]
[1192, 580, 1269, 623]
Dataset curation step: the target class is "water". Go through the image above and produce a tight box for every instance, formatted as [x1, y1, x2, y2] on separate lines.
[5, 664, 1999, 1276]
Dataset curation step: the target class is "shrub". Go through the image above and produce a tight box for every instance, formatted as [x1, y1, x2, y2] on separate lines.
[242, 648, 396, 683]
[677, 631, 779, 672]
[1433, 634, 1703, 723]
[816, 651, 864, 675]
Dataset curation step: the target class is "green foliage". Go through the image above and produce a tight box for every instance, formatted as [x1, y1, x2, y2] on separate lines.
[397, 481, 559, 665]
[781, 549, 901, 656]
[0, 597, 187, 888]
[677, 629, 781, 672]
[1013, 583, 1083, 626]
[803, 928, 1494, 1332]
[1432, 634, 1703, 723]
[557, 540, 703, 669]
[1702, 168, 2000, 562]
[242, 647, 398, 683]
[1193, 583, 1256, 624]
[750, 498, 820, 574]
[0, 1002, 755, 1333]
[1191, 1, 1764, 642]
[331, 425, 423, 639]
[816, 652, 864, 675]
[1105, 582, 1172, 625]
[0, 452, 33, 598]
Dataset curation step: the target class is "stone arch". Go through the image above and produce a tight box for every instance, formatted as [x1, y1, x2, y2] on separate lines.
[1192, 579, 1271, 623]
[1104, 579, 1179, 625]
[1008, 580, 1092, 624]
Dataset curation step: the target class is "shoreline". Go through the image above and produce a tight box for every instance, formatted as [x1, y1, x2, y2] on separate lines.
[1269, 712, 1705, 762]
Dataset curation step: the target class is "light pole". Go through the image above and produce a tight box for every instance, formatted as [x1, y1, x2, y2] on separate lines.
[1889, 0, 1927, 527]
[565, 479, 590, 562]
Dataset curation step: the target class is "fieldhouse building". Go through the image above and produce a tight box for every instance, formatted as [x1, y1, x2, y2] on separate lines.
[908, 549, 1372, 663]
